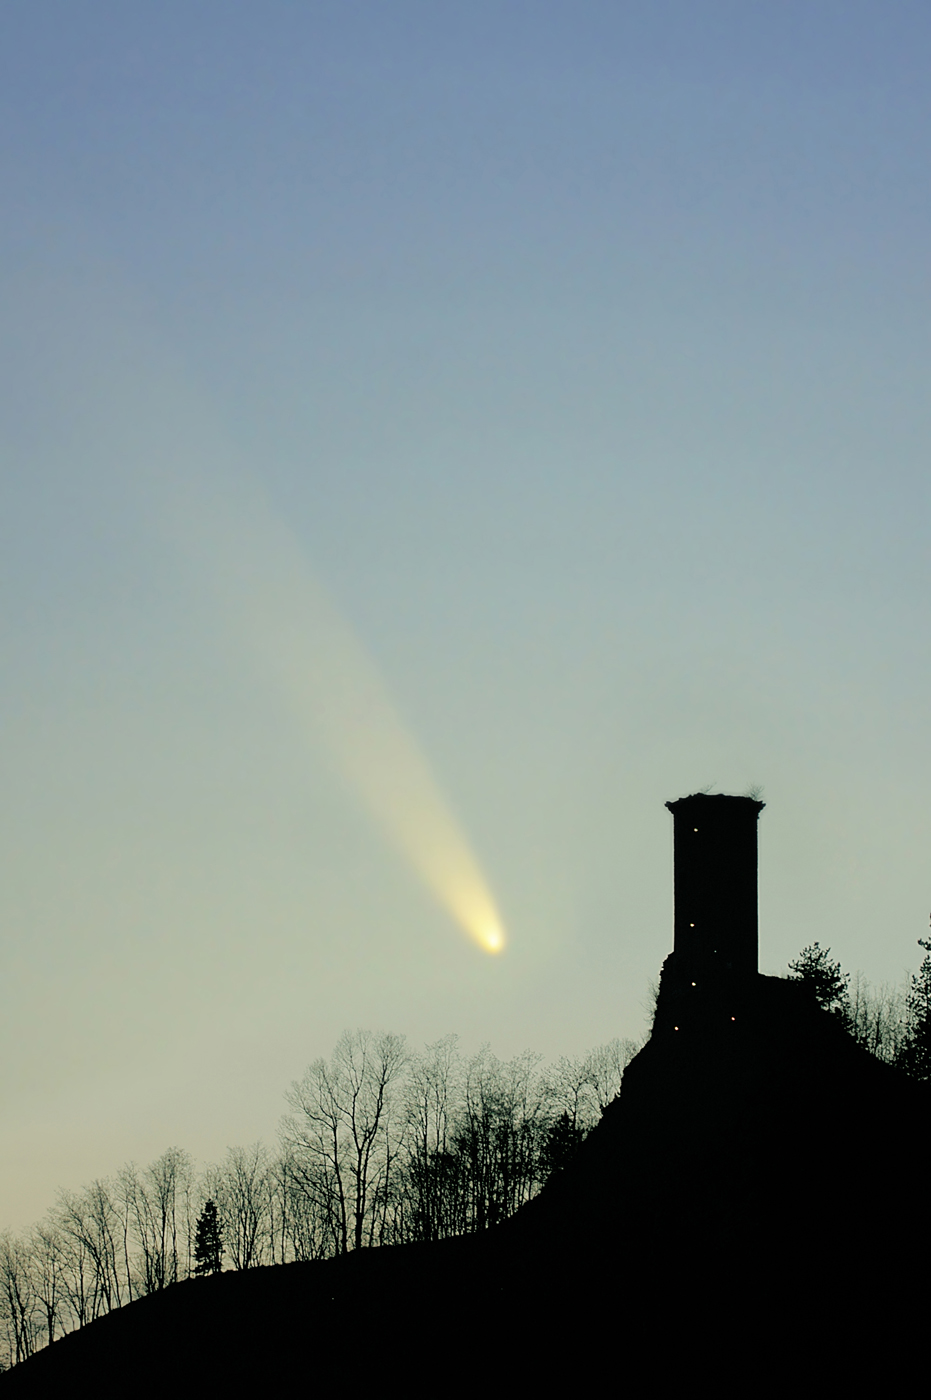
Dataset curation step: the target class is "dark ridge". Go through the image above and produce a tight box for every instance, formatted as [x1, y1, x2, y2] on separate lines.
[7, 974, 928, 1394]
[7, 795, 927, 1392]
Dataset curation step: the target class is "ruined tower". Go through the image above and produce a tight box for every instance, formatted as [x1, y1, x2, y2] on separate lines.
[665, 792, 765, 979]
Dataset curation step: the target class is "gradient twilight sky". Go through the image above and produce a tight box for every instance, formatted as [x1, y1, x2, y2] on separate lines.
[2, 2, 930, 1228]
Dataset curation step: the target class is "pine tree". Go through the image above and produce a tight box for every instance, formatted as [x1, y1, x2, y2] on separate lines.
[788, 943, 851, 1021]
[193, 1199, 223, 1276]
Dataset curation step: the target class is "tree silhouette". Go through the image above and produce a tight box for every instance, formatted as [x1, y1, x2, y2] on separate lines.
[541, 1112, 587, 1177]
[193, 1201, 223, 1277]
[0, 1033, 643, 1368]
[901, 938, 931, 1080]
[282, 1031, 408, 1254]
[788, 943, 850, 1019]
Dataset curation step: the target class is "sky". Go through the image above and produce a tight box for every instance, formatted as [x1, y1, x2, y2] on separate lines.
[2, 1, 930, 1229]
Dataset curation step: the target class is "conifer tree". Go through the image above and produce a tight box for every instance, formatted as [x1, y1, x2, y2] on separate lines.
[788, 943, 850, 1020]
[541, 1111, 587, 1177]
[193, 1199, 223, 1276]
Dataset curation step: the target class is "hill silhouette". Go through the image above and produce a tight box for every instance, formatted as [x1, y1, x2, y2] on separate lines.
[7, 972, 927, 1394]
[6, 795, 928, 1392]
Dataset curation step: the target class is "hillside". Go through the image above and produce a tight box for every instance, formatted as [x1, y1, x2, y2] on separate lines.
[6, 970, 928, 1394]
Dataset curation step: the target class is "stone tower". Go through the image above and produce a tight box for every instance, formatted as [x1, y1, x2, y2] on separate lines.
[665, 792, 765, 978]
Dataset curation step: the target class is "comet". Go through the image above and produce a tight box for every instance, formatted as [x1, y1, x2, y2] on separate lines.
[169, 473, 506, 955]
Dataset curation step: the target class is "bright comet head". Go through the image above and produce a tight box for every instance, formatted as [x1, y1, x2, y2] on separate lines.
[481, 924, 506, 954]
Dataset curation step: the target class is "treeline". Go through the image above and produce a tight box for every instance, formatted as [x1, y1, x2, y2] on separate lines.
[788, 938, 931, 1077]
[0, 1033, 638, 1369]
[8, 936, 929, 1371]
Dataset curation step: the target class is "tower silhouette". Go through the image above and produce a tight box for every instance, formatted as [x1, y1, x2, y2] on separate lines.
[665, 792, 765, 980]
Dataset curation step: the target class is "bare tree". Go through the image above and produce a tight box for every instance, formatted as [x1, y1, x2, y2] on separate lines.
[543, 1037, 638, 1146]
[583, 1038, 640, 1118]
[0, 1233, 39, 1366]
[542, 1054, 591, 1131]
[275, 1149, 339, 1261]
[283, 1030, 408, 1253]
[30, 1224, 65, 1349]
[400, 1036, 463, 1243]
[54, 1219, 93, 1332]
[452, 1047, 548, 1232]
[118, 1148, 194, 1293]
[846, 974, 908, 1065]
[54, 1180, 128, 1319]
[216, 1144, 272, 1270]
[265, 1153, 306, 1264]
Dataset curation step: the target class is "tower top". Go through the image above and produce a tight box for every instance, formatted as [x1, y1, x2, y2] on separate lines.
[665, 792, 765, 818]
